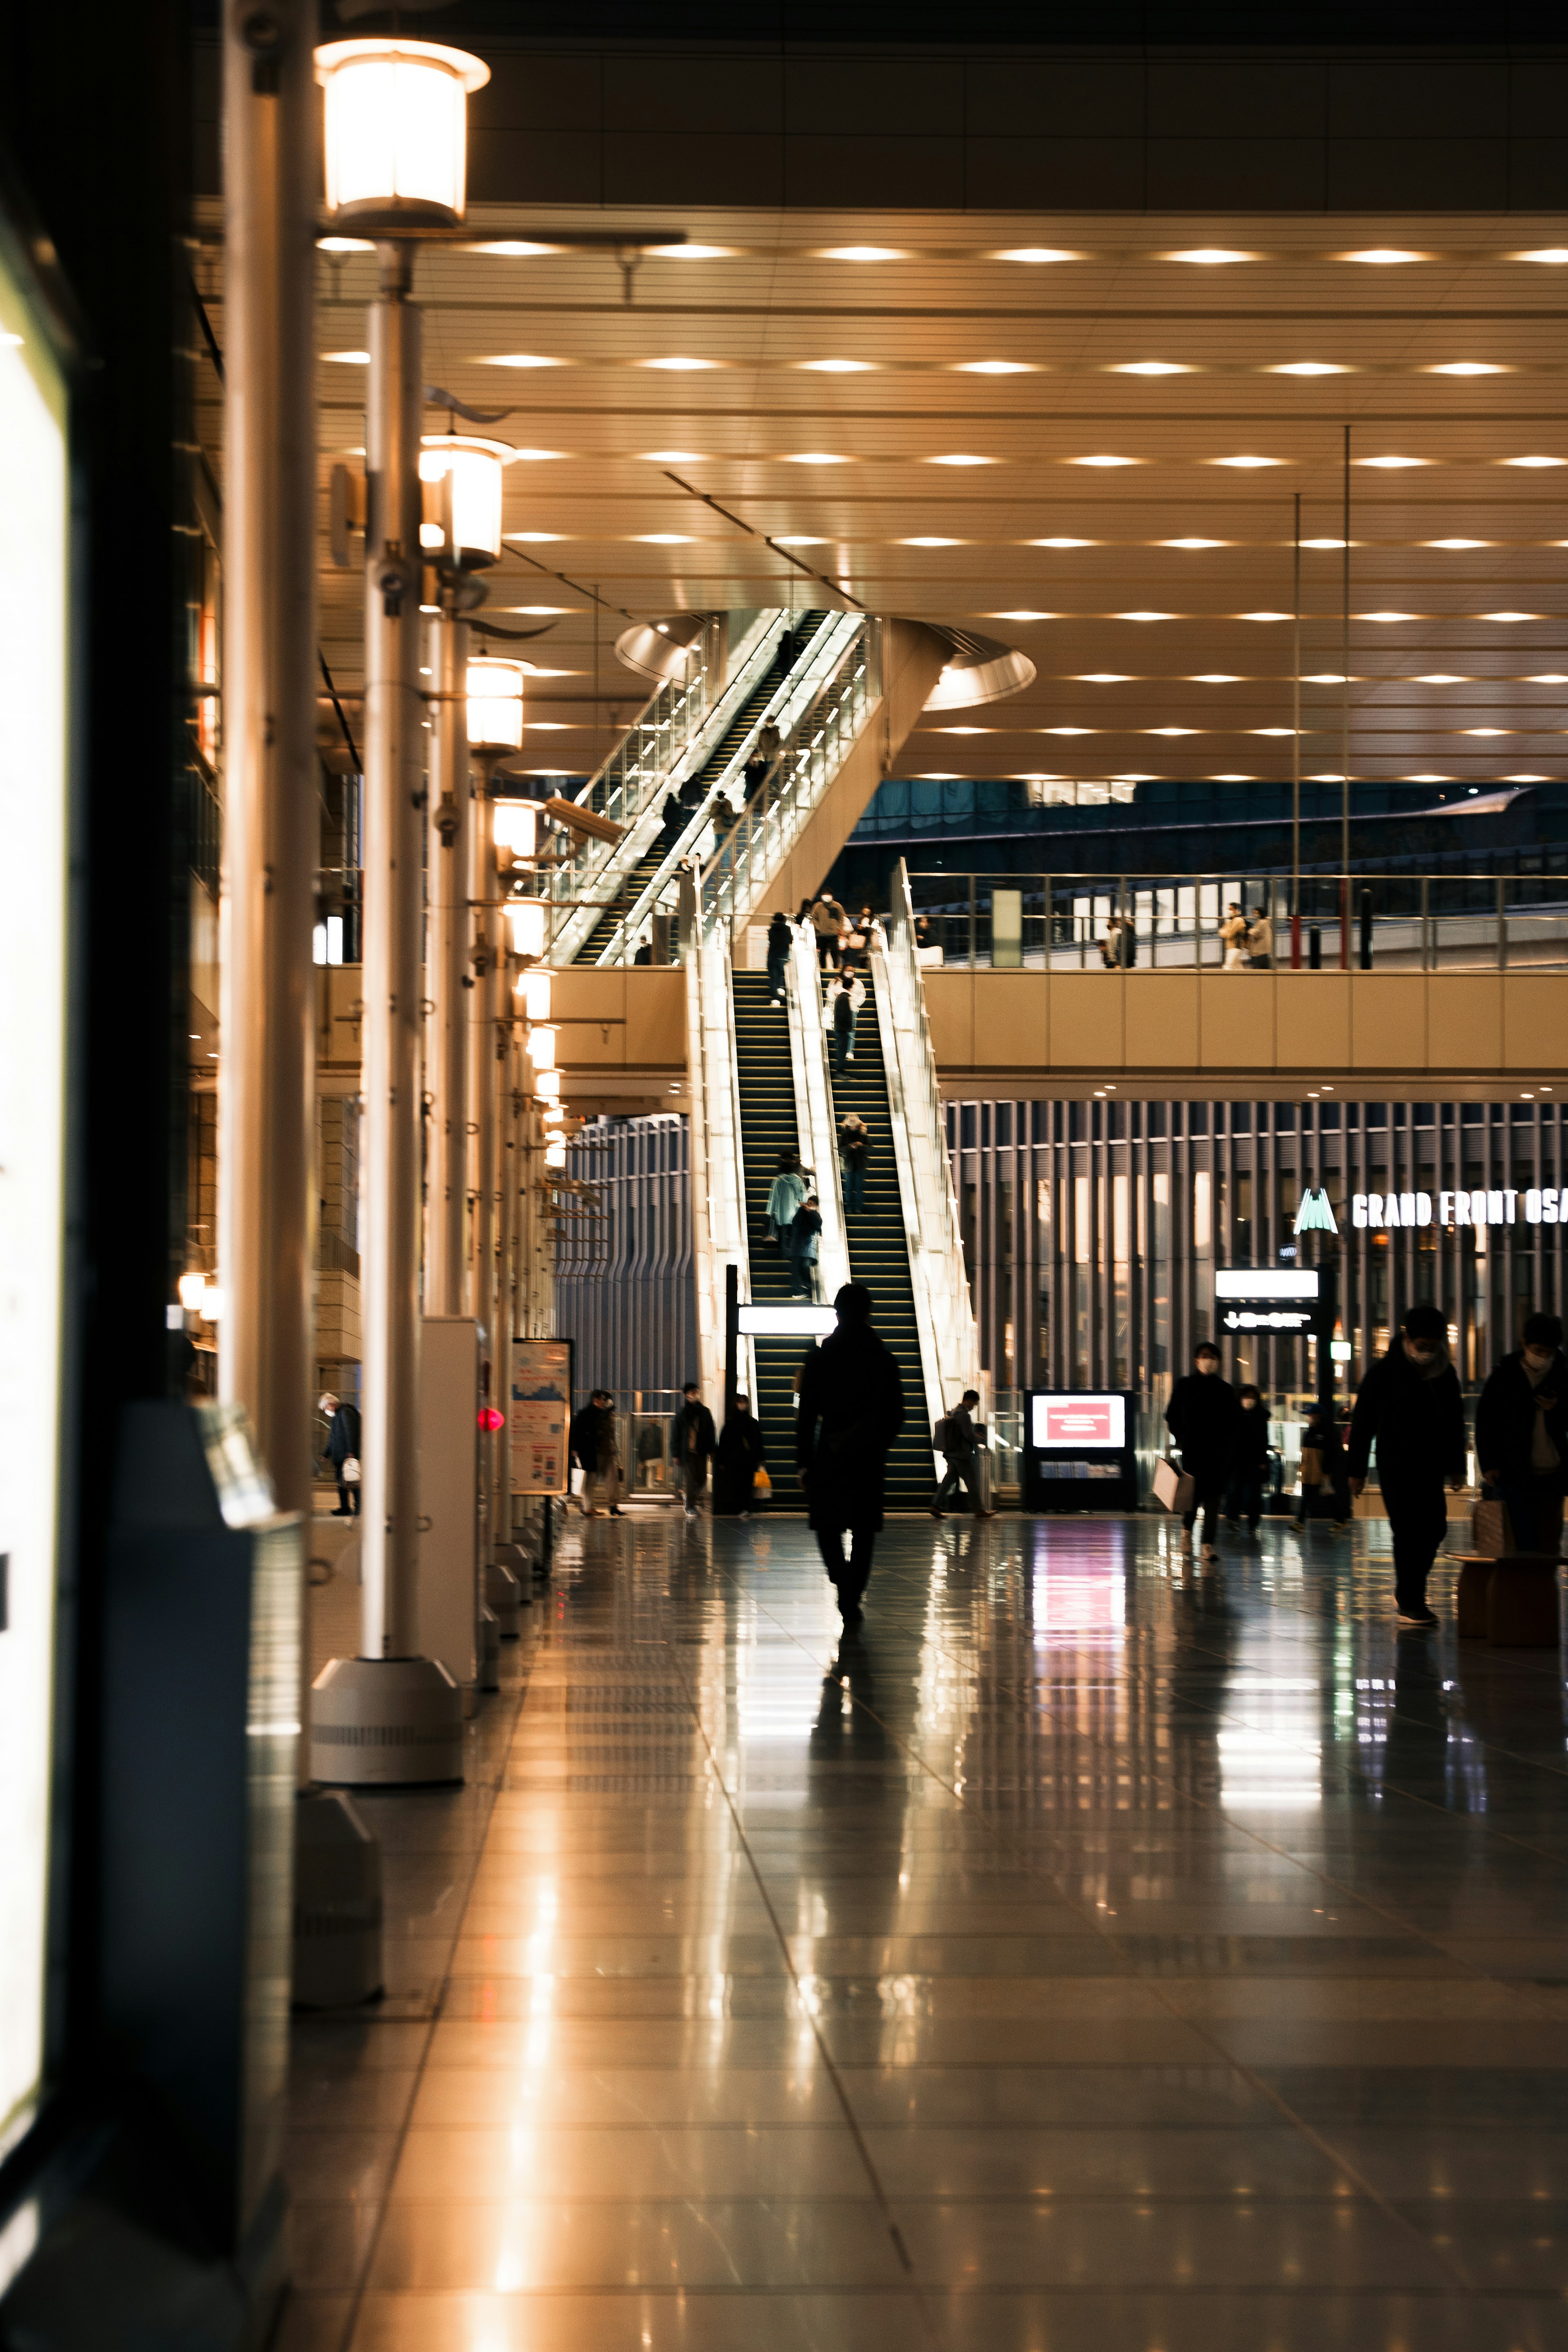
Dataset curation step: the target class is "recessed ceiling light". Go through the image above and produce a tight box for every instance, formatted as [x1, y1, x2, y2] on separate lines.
[1078, 672, 1131, 681]
[1415, 673, 1467, 683]
[642, 450, 705, 462]
[1427, 537, 1488, 548]
[935, 725, 989, 733]
[318, 236, 375, 252]
[1517, 248, 1568, 263]
[1405, 772, 1450, 782]
[820, 245, 906, 261]
[1484, 611, 1538, 622]
[1270, 361, 1350, 375]
[1357, 455, 1427, 468]
[1527, 673, 1568, 682]
[657, 244, 737, 259]
[635, 533, 694, 543]
[1119, 611, 1175, 621]
[1213, 773, 1253, 782]
[1253, 726, 1295, 736]
[1148, 726, 1196, 736]
[510, 448, 562, 461]
[1240, 611, 1291, 621]
[1190, 673, 1241, 682]
[528, 722, 570, 731]
[1212, 455, 1281, 468]
[1341, 247, 1425, 263]
[994, 247, 1078, 263]
[1462, 727, 1510, 736]
[505, 606, 573, 615]
[483, 353, 563, 368]
[641, 356, 719, 371]
[1305, 673, 1349, 683]
[505, 531, 565, 542]
[1043, 726, 1094, 735]
[465, 239, 561, 256]
[323, 349, 370, 363]
[1031, 537, 1094, 548]
[902, 536, 963, 546]
[1163, 537, 1224, 548]
[915, 771, 962, 779]
[798, 358, 876, 372]
[957, 359, 1034, 374]
[928, 453, 993, 465]
[989, 610, 1055, 620]
[1502, 455, 1565, 468]
[1361, 611, 1418, 622]
[1301, 537, 1348, 549]
[1428, 362, 1506, 375]
[1112, 361, 1193, 376]
[1167, 247, 1253, 265]
[1072, 455, 1138, 467]
[784, 452, 849, 464]
[1503, 773, 1551, 782]
[773, 535, 828, 546]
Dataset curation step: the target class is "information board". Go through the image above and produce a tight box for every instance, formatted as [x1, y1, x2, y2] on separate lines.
[509, 1338, 572, 1496]
[1031, 1393, 1127, 1450]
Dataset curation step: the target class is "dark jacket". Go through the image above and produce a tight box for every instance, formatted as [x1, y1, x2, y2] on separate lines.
[1165, 1372, 1240, 1475]
[767, 914, 792, 962]
[325, 1401, 361, 1467]
[789, 1204, 823, 1262]
[941, 1399, 978, 1463]
[840, 1122, 869, 1171]
[833, 989, 854, 1034]
[672, 1398, 717, 1464]
[569, 1402, 614, 1471]
[1475, 1348, 1568, 1486]
[1233, 1403, 1270, 1471]
[717, 1411, 767, 1476]
[796, 1322, 905, 1531]
[1347, 1345, 1466, 1488]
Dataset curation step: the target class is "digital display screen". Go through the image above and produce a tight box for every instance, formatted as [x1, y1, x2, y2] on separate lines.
[1031, 1394, 1126, 1451]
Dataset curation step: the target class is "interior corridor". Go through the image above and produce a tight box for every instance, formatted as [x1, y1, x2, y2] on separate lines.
[284, 1512, 1568, 2352]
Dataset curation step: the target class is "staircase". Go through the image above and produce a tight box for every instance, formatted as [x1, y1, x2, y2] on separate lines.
[822, 964, 934, 1509]
[731, 969, 812, 1507]
[573, 622, 827, 966]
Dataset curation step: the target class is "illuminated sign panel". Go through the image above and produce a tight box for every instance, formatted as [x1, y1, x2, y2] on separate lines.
[737, 1304, 839, 1338]
[1216, 1267, 1321, 1333]
[0, 244, 69, 2161]
[1353, 1188, 1562, 1229]
[1031, 1393, 1126, 1450]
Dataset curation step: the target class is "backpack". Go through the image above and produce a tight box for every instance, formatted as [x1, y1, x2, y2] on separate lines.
[933, 1415, 954, 1451]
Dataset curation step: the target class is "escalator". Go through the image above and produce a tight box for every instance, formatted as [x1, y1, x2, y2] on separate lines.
[822, 964, 933, 1509]
[731, 969, 812, 1506]
[573, 618, 829, 966]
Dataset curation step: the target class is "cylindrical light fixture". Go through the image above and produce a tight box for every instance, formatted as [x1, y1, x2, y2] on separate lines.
[201, 1281, 226, 1322]
[518, 969, 551, 1021]
[492, 798, 538, 863]
[533, 1068, 561, 1102]
[315, 39, 491, 231]
[178, 1271, 207, 1313]
[466, 656, 525, 753]
[526, 1026, 557, 1070]
[505, 899, 546, 959]
[419, 435, 510, 569]
[544, 1138, 567, 1169]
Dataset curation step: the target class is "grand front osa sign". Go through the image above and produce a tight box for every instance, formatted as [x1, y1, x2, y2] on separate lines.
[1352, 1187, 1563, 1230]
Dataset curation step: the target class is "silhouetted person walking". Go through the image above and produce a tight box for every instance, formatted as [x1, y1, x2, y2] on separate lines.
[1165, 1341, 1239, 1560]
[1477, 1310, 1568, 1556]
[796, 1282, 905, 1623]
[1348, 1302, 1466, 1626]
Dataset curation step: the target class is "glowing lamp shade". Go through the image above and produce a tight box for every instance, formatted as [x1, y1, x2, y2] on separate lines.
[534, 1068, 561, 1101]
[527, 1025, 557, 1069]
[315, 39, 490, 229]
[177, 1271, 206, 1312]
[200, 1281, 225, 1323]
[492, 799, 538, 861]
[519, 969, 552, 1021]
[419, 437, 508, 568]
[467, 656, 525, 752]
[544, 1137, 568, 1168]
[505, 899, 546, 958]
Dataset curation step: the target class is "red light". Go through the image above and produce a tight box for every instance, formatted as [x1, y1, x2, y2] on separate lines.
[479, 1407, 506, 1431]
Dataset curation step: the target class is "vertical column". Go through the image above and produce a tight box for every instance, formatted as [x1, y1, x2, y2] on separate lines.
[358, 244, 424, 1660]
[425, 606, 470, 1315]
[218, 0, 317, 1513]
[492, 967, 517, 1546]
[467, 776, 498, 1534]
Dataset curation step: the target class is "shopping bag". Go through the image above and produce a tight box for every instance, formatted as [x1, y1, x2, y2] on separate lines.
[1300, 1444, 1323, 1491]
[341, 1455, 361, 1485]
[570, 1465, 586, 1497]
[1152, 1458, 1195, 1513]
[753, 1466, 772, 1499]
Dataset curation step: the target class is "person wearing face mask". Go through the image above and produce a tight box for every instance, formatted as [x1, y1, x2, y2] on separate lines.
[1347, 1302, 1467, 1627]
[1165, 1341, 1241, 1560]
[1476, 1311, 1568, 1558]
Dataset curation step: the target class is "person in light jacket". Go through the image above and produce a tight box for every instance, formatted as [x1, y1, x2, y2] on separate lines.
[766, 1149, 807, 1248]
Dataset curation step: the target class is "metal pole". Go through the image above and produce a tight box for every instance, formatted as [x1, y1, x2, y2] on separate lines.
[492, 973, 517, 1547]
[218, 0, 316, 1520]
[1341, 423, 1351, 928]
[1291, 490, 1302, 966]
[467, 756, 499, 1542]
[359, 242, 425, 1660]
[424, 604, 470, 1315]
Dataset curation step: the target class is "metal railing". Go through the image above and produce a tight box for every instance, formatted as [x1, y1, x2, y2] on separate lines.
[698, 614, 878, 940]
[875, 863, 980, 1449]
[908, 870, 1568, 973]
[680, 873, 753, 1410]
[784, 920, 852, 1305]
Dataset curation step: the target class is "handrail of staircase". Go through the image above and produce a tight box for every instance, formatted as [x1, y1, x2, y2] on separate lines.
[546, 608, 782, 962]
[871, 860, 980, 1443]
[680, 864, 754, 1411]
[578, 610, 849, 969]
[697, 612, 875, 943]
[783, 921, 852, 1304]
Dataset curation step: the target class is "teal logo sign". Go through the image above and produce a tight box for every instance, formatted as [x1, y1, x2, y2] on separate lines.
[1294, 1186, 1338, 1236]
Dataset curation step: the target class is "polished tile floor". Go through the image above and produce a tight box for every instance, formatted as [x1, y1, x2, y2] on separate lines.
[283, 1509, 1568, 2351]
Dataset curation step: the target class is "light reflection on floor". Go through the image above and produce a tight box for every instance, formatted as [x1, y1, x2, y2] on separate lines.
[283, 1508, 1568, 2352]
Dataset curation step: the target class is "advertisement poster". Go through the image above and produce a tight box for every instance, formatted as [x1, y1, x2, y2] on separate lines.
[510, 1339, 572, 1496]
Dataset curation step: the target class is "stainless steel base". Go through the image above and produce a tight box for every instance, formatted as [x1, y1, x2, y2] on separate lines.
[309, 1654, 465, 1786]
